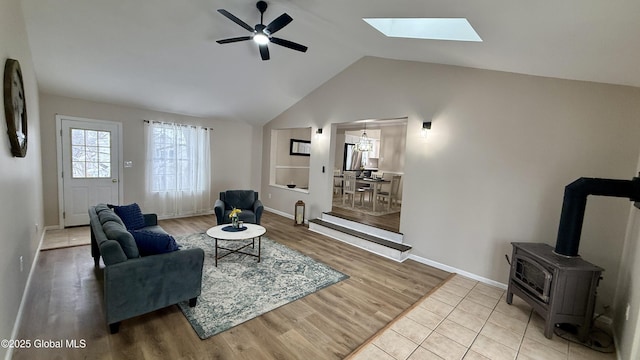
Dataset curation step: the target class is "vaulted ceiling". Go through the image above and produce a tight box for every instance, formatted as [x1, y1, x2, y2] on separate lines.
[21, 0, 640, 125]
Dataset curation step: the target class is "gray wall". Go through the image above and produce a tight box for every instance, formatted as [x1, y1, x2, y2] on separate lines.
[39, 93, 262, 226]
[0, 0, 45, 357]
[261, 56, 640, 332]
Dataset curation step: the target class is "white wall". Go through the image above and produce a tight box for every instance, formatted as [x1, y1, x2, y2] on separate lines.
[0, 0, 45, 357]
[261, 56, 640, 324]
[613, 154, 640, 360]
[39, 93, 261, 226]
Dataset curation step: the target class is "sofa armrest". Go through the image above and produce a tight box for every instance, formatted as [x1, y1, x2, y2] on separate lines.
[253, 199, 264, 225]
[104, 247, 205, 325]
[214, 199, 225, 225]
[143, 213, 158, 227]
[99, 240, 128, 266]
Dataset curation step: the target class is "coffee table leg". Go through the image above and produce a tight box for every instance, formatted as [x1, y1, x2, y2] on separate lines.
[215, 238, 218, 267]
[258, 236, 261, 263]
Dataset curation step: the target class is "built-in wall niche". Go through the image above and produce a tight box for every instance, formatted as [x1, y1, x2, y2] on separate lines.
[270, 127, 311, 191]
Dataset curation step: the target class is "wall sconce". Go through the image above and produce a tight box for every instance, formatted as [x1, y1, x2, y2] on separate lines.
[421, 121, 432, 138]
[315, 128, 323, 139]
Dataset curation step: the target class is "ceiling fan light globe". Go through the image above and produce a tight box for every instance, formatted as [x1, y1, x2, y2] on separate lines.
[253, 33, 269, 45]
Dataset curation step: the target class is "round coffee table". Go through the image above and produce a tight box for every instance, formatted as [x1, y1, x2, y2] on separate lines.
[206, 224, 266, 266]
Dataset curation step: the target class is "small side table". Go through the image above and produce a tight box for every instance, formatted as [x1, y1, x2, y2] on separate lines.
[206, 224, 266, 267]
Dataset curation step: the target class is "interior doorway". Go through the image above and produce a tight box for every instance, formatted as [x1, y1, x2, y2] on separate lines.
[331, 118, 407, 233]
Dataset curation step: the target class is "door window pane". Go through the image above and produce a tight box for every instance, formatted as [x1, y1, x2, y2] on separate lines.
[71, 128, 111, 178]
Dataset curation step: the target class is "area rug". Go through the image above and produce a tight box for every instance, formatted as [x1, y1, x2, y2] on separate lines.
[175, 232, 349, 339]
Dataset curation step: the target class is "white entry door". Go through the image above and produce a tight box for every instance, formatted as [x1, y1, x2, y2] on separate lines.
[59, 117, 121, 227]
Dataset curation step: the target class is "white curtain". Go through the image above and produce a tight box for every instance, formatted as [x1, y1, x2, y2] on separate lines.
[144, 121, 211, 218]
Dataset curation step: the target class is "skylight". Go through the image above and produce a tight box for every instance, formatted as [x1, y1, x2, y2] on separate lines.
[363, 18, 482, 42]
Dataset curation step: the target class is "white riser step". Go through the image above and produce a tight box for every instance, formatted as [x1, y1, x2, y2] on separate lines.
[321, 213, 404, 243]
[309, 219, 411, 262]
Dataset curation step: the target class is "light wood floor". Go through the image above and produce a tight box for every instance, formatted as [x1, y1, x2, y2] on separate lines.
[14, 211, 448, 360]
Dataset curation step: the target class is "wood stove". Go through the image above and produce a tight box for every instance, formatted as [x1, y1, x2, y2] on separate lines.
[506, 242, 602, 341]
[506, 176, 640, 341]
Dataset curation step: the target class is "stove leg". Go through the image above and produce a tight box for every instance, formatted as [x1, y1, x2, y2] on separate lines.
[543, 317, 554, 339]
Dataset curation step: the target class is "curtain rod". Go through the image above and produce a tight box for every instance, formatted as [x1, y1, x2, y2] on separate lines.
[143, 119, 213, 130]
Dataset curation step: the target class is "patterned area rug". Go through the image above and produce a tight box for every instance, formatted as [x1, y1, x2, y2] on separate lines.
[176, 232, 349, 339]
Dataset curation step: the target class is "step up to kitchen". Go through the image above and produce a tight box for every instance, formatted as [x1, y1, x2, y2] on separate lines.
[308, 213, 411, 262]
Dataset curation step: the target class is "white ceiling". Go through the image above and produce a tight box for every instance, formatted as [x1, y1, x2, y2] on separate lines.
[21, 0, 640, 126]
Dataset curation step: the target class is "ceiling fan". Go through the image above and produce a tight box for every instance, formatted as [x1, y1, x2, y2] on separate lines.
[216, 1, 308, 61]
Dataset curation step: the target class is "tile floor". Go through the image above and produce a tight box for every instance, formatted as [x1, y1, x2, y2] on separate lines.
[349, 275, 617, 360]
[40, 226, 91, 250]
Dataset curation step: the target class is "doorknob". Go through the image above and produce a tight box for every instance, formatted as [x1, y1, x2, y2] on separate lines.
[112, 179, 118, 183]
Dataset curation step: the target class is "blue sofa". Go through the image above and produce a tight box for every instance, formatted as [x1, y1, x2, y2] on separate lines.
[89, 204, 204, 333]
[214, 190, 264, 225]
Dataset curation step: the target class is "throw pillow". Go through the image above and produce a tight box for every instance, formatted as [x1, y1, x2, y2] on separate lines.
[113, 203, 146, 230]
[129, 230, 180, 256]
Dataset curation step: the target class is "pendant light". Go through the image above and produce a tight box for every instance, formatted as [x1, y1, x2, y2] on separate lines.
[357, 122, 372, 152]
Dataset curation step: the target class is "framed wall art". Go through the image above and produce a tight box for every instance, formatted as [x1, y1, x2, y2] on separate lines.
[289, 138, 310, 156]
[4, 58, 28, 157]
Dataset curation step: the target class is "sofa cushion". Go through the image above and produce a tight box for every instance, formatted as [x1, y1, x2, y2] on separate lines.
[94, 203, 112, 214]
[129, 230, 180, 256]
[98, 209, 125, 227]
[103, 221, 140, 258]
[224, 190, 255, 210]
[113, 203, 146, 230]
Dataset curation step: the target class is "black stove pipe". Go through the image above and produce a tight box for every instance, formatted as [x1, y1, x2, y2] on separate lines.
[555, 176, 640, 257]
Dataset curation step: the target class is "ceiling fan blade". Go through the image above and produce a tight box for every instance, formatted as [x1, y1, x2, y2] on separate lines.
[265, 13, 293, 35]
[259, 44, 270, 61]
[270, 37, 308, 52]
[217, 9, 255, 33]
[216, 36, 251, 44]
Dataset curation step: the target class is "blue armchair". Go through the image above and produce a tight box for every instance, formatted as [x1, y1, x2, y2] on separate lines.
[214, 190, 263, 225]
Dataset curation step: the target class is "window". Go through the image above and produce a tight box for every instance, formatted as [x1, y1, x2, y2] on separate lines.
[144, 121, 211, 217]
[70, 128, 111, 178]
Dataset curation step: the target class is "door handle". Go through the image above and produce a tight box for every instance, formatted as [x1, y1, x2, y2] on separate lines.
[112, 179, 118, 183]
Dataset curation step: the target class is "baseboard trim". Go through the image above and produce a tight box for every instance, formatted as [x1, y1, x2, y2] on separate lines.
[264, 207, 309, 224]
[5, 229, 45, 360]
[264, 206, 292, 220]
[157, 211, 215, 221]
[408, 253, 508, 290]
